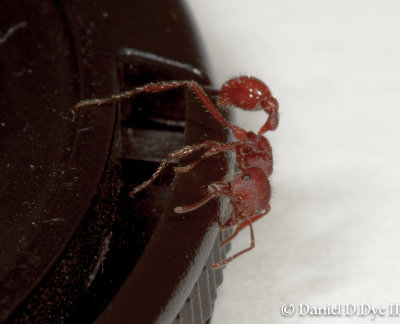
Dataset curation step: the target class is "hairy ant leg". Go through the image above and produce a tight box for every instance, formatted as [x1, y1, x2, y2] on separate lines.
[71, 80, 231, 129]
[210, 217, 256, 269]
[208, 209, 269, 269]
[129, 141, 218, 195]
[174, 140, 246, 174]
[219, 209, 270, 248]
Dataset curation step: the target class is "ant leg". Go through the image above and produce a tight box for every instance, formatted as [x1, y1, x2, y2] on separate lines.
[71, 81, 233, 129]
[129, 142, 216, 196]
[71, 80, 250, 141]
[211, 208, 270, 269]
[71, 81, 200, 114]
[220, 208, 270, 248]
[173, 182, 235, 213]
[173, 140, 220, 173]
[174, 140, 246, 174]
[211, 217, 255, 269]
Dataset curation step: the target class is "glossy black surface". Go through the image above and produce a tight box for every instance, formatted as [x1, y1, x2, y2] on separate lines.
[0, 0, 230, 322]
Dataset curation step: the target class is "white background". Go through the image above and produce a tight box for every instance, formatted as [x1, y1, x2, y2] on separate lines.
[185, 1, 400, 323]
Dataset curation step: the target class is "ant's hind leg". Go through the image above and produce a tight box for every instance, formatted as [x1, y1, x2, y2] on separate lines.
[210, 218, 255, 269]
[219, 209, 269, 248]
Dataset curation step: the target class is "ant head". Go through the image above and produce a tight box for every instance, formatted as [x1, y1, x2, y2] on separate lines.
[217, 76, 279, 135]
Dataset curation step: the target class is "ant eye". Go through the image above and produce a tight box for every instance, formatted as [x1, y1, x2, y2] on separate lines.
[242, 174, 250, 181]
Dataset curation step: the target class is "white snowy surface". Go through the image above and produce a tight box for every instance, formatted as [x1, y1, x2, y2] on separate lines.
[184, 1, 400, 323]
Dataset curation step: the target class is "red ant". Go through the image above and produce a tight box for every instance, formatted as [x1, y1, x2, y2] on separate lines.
[72, 76, 279, 269]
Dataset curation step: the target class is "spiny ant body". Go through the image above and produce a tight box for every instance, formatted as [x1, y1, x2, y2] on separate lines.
[72, 76, 279, 269]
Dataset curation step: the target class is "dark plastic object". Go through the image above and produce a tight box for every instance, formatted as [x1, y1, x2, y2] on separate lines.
[0, 0, 232, 323]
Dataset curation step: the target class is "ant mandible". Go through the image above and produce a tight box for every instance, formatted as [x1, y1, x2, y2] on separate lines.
[72, 76, 279, 269]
